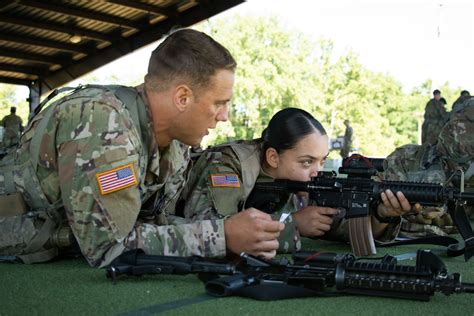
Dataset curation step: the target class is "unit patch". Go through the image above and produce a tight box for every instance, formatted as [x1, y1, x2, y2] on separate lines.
[96, 163, 138, 195]
[210, 174, 240, 188]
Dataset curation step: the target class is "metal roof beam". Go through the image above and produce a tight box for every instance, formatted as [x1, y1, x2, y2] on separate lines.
[0, 62, 49, 76]
[0, 48, 71, 65]
[0, 14, 114, 42]
[0, 76, 32, 86]
[106, 0, 178, 18]
[19, 0, 145, 29]
[0, 32, 95, 54]
[39, 0, 245, 93]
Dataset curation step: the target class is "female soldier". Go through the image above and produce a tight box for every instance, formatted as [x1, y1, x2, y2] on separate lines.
[177, 108, 410, 258]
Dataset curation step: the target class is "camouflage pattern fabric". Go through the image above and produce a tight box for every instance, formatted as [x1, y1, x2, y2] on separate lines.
[1, 113, 23, 148]
[0, 85, 226, 267]
[179, 139, 301, 253]
[437, 105, 474, 220]
[451, 96, 474, 116]
[421, 98, 448, 145]
[378, 143, 455, 238]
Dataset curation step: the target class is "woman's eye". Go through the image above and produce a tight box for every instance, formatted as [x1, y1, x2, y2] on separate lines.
[302, 160, 312, 167]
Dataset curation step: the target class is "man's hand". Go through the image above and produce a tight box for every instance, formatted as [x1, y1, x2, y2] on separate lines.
[224, 208, 284, 259]
[377, 189, 413, 218]
[292, 206, 339, 237]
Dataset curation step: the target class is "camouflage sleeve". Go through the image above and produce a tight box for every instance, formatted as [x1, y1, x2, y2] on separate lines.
[271, 196, 301, 253]
[182, 150, 245, 221]
[54, 91, 225, 267]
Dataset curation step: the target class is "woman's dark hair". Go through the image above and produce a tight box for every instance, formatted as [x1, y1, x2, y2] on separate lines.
[261, 108, 327, 153]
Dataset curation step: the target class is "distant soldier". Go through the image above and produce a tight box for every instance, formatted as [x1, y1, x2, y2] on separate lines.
[421, 89, 447, 145]
[1, 107, 23, 148]
[340, 119, 353, 159]
[379, 106, 474, 238]
[451, 90, 470, 114]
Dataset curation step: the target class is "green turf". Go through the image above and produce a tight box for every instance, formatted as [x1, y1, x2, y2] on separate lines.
[1, 236, 473, 316]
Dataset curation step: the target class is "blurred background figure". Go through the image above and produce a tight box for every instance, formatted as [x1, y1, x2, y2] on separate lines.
[451, 90, 470, 113]
[340, 119, 353, 159]
[1, 107, 23, 148]
[421, 89, 447, 145]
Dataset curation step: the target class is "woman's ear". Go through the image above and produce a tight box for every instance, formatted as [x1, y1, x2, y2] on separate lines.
[265, 147, 280, 169]
[173, 84, 193, 112]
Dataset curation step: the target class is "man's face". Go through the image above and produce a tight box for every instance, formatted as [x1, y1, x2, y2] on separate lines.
[175, 69, 234, 146]
[273, 131, 329, 181]
[434, 93, 441, 101]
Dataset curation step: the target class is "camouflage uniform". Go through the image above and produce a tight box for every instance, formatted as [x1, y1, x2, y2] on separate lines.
[379, 143, 455, 238]
[421, 98, 447, 145]
[0, 85, 225, 267]
[177, 139, 301, 253]
[450, 97, 474, 118]
[1, 112, 23, 148]
[178, 139, 401, 252]
[380, 106, 474, 237]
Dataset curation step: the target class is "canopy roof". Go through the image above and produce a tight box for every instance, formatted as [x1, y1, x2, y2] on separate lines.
[0, 0, 243, 100]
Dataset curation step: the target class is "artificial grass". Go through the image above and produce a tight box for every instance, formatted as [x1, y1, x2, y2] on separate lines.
[1, 237, 473, 316]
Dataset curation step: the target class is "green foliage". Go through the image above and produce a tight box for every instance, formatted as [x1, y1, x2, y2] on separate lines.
[197, 16, 463, 157]
[0, 84, 28, 123]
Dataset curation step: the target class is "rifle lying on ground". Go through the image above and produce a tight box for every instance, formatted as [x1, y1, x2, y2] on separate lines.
[248, 154, 474, 259]
[106, 249, 474, 301]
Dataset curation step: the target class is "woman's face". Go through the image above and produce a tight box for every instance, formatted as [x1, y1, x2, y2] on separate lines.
[272, 131, 329, 181]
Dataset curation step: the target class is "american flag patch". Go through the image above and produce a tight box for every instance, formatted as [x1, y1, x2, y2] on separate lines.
[96, 164, 138, 195]
[210, 174, 240, 188]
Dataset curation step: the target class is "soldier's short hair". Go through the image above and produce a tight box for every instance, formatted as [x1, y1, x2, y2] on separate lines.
[145, 29, 236, 92]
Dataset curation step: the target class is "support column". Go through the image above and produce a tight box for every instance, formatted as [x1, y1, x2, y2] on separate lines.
[28, 80, 42, 115]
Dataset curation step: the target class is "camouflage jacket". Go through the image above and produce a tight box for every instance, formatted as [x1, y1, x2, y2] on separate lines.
[11, 85, 225, 267]
[422, 98, 448, 145]
[378, 143, 455, 237]
[1, 114, 23, 137]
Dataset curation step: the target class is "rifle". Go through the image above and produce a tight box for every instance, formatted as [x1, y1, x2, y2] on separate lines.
[249, 154, 474, 259]
[106, 249, 474, 302]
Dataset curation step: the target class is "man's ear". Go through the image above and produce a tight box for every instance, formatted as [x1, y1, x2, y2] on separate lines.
[265, 147, 280, 169]
[173, 84, 193, 112]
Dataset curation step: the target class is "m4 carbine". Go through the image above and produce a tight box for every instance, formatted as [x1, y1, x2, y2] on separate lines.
[106, 249, 474, 302]
[250, 155, 474, 259]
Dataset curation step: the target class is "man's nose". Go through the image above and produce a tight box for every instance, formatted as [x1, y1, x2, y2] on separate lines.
[217, 105, 229, 122]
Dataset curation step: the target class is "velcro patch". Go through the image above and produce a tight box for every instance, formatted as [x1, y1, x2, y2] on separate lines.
[96, 163, 138, 195]
[210, 174, 240, 188]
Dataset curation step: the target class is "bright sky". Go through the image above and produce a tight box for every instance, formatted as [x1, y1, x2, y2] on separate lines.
[11, 0, 474, 99]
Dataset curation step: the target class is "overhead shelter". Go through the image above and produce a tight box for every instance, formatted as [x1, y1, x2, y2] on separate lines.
[0, 0, 244, 112]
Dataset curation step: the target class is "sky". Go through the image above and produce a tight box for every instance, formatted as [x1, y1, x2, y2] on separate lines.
[10, 0, 474, 99]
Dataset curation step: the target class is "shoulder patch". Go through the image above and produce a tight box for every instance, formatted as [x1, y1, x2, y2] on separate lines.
[96, 163, 138, 195]
[210, 174, 240, 188]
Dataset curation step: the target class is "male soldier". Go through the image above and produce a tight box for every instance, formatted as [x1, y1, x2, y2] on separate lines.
[451, 90, 470, 114]
[340, 119, 353, 159]
[0, 29, 284, 267]
[379, 106, 474, 238]
[421, 89, 448, 145]
[1, 107, 23, 148]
